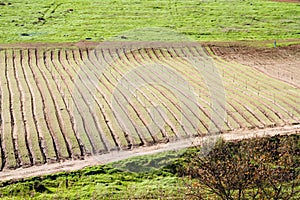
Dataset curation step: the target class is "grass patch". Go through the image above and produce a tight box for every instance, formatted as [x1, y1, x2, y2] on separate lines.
[0, 0, 299, 43]
[0, 164, 185, 199]
[0, 150, 187, 199]
[110, 148, 186, 173]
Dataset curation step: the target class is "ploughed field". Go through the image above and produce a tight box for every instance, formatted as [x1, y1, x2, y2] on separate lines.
[0, 43, 299, 170]
[211, 44, 300, 88]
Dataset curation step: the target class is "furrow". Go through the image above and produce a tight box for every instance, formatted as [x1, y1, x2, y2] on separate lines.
[207, 48, 300, 124]
[180, 46, 264, 131]
[5, 50, 21, 168]
[206, 47, 294, 125]
[18, 49, 45, 165]
[186, 46, 280, 127]
[63, 49, 107, 153]
[54, 49, 94, 155]
[87, 50, 138, 147]
[127, 49, 201, 137]
[119, 51, 190, 140]
[0, 51, 7, 170]
[36, 49, 80, 159]
[86, 49, 156, 145]
[45, 50, 83, 158]
[150, 47, 229, 132]
[12, 50, 33, 166]
[27, 49, 60, 161]
[114, 48, 169, 141]
[73, 48, 140, 148]
[112, 48, 176, 141]
[92, 48, 139, 148]
[57, 49, 99, 154]
[21, 50, 55, 163]
[137, 48, 217, 134]
[156, 47, 245, 130]
[30, 49, 69, 159]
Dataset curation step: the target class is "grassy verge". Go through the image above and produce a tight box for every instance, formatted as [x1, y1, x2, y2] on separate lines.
[0, 152, 187, 199]
[0, 134, 299, 199]
[0, 0, 299, 43]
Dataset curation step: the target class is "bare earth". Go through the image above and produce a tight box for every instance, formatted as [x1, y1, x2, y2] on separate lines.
[210, 43, 300, 88]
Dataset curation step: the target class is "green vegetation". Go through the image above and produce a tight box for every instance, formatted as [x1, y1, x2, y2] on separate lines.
[176, 134, 300, 199]
[0, 0, 299, 43]
[0, 155, 187, 199]
[1, 134, 299, 199]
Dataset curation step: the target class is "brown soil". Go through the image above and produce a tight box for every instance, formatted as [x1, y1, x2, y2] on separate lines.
[210, 43, 300, 88]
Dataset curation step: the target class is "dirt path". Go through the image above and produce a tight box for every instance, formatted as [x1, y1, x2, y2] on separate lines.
[0, 125, 299, 182]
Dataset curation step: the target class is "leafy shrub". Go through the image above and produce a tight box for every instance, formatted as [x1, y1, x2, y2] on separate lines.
[175, 134, 300, 200]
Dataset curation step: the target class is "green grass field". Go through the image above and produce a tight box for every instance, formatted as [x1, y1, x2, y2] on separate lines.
[0, 0, 299, 43]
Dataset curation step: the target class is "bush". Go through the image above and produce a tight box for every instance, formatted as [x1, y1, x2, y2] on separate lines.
[176, 134, 300, 200]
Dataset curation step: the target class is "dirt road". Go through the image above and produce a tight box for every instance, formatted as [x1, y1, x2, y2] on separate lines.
[0, 125, 299, 182]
